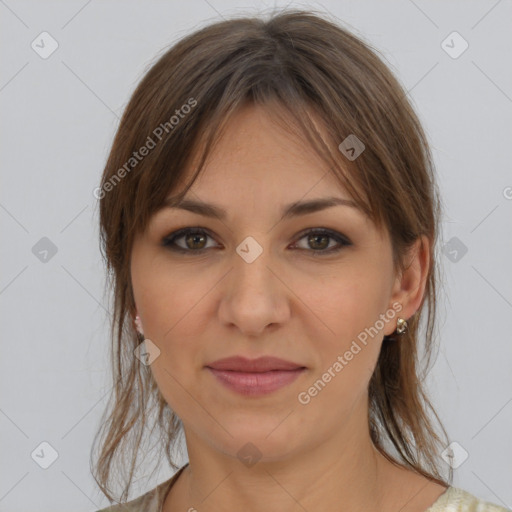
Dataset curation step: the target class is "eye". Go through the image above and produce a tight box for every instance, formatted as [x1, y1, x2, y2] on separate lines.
[291, 228, 352, 256]
[161, 227, 352, 256]
[161, 227, 217, 253]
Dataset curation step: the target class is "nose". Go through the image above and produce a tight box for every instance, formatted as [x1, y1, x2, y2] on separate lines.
[217, 241, 291, 337]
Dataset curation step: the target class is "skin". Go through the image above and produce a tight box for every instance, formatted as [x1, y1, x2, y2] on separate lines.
[130, 104, 448, 512]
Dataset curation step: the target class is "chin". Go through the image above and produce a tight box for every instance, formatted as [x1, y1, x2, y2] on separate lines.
[209, 417, 303, 462]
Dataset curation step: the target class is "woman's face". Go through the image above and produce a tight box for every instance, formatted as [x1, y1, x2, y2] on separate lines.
[130, 104, 422, 463]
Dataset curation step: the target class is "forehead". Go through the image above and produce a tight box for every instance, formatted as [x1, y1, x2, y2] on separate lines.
[149, 103, 384, 241]
[179, 104, 353, 203]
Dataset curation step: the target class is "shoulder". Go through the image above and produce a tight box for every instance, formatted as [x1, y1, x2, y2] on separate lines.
[426, 486, 511, 512]
[93, 482, 164, 512]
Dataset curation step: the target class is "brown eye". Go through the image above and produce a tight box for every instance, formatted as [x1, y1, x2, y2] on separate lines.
[162, 227, 352, 256]
[307, 233, 330, 250]
[162, 228, 217, 253]
[184, 232, 207, 250]
[292, 228, 352, 256]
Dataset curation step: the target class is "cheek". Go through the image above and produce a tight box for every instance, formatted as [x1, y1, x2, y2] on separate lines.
[141, 271, 211, 419]
[132, 252, 210, 338]
[130, 251, 209, 404]
[137, 264, 218, 382]
[298, 263, 388, 342]
[156, 277, 214, 340]
[297, 287, 383, 419]
[295, 264, 388, 388]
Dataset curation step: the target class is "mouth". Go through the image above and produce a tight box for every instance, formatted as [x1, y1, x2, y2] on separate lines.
[206, 355, 305, 372]
[205, 356, 307, 396]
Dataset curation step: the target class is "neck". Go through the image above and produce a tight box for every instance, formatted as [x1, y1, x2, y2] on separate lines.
[165, 427, 393, 512]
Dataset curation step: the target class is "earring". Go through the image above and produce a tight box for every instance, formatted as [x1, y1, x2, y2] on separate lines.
[395, 317, 408, 335]
[134, 315, 144, 337]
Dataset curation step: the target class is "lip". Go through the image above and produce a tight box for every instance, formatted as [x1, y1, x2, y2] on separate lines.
[207, 368, 306, 396]
[206, 355, 305, 372]
[205, 356, 307, 396]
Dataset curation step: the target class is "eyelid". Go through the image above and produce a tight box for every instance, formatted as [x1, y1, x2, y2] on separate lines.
[161, 226, 353, 257]
[161, 227, 218, 251]
[161, 226, 352, 255]
[293, 227, 352, 246]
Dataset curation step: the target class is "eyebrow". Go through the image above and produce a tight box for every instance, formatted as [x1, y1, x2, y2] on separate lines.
[161, 196, 360, 222]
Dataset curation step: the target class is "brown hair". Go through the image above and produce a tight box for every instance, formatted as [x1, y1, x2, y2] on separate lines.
[91, 8, 451, 503]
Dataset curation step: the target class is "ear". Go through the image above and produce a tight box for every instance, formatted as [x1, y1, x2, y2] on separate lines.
[383, 235, 430, 336]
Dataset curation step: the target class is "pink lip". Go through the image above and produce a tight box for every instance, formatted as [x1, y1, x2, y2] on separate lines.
[205, 356, 306, 396]
[206, 355, 304, 372]
[206, 367, 306, 396]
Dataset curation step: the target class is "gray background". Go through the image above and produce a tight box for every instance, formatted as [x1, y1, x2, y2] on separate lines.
[1, 1, 511, 511]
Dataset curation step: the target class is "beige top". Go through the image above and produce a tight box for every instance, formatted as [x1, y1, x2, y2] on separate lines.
[96, 464, 511, 512]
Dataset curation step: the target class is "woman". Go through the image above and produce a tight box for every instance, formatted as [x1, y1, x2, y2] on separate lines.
[91, 9, 509, 512]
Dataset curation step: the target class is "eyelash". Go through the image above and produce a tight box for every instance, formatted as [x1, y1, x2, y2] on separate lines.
[161, 227, 352, 257]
